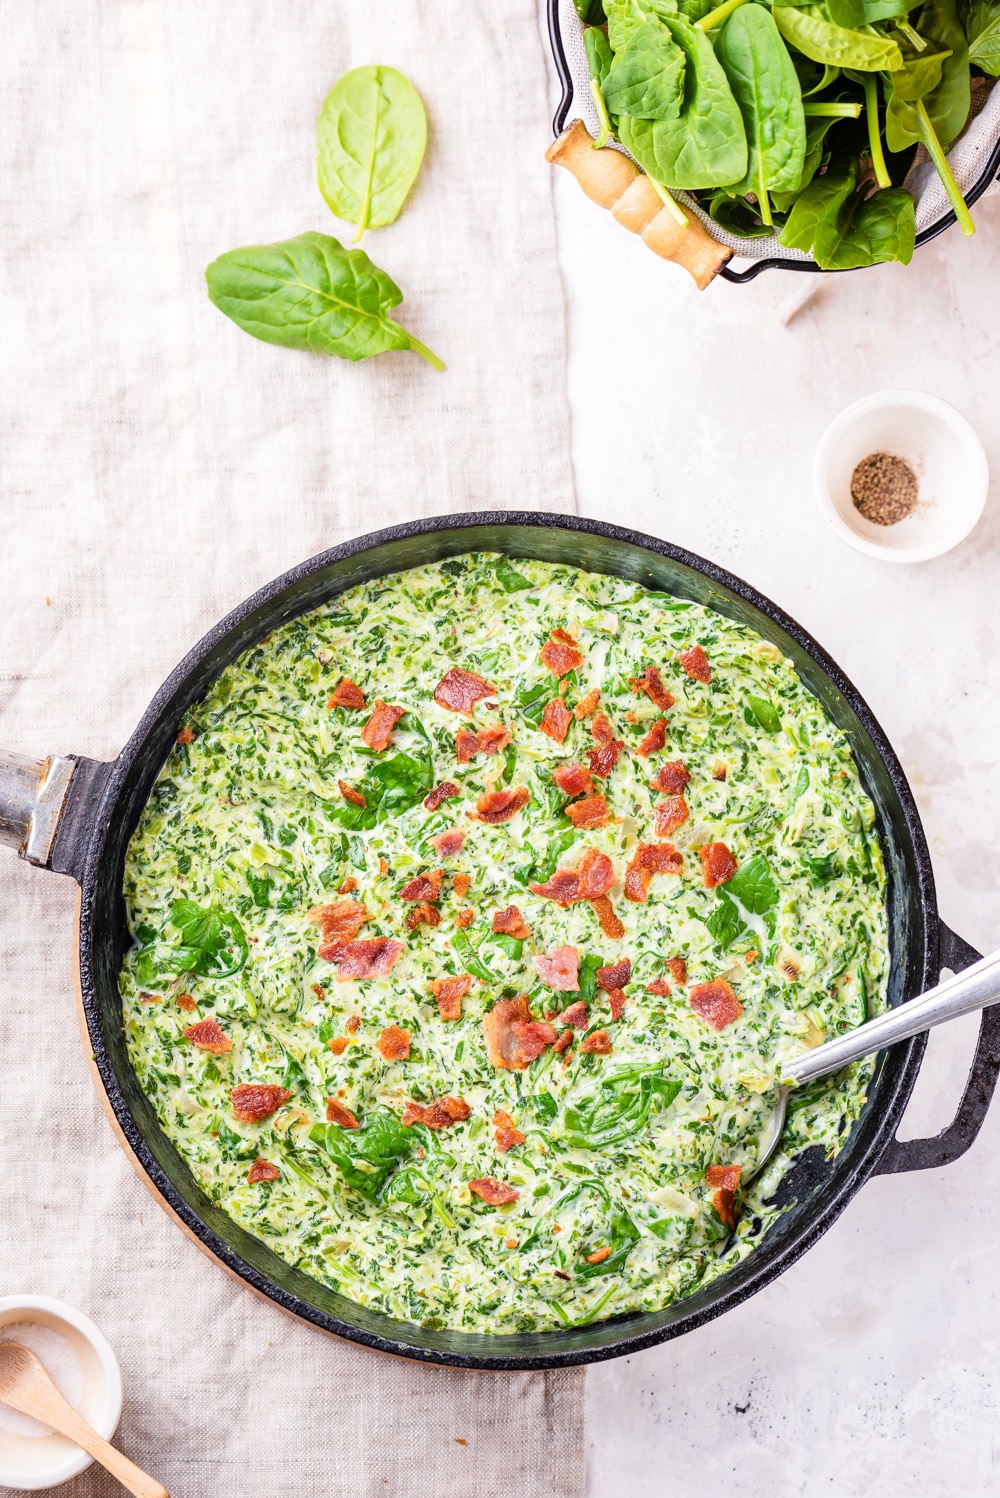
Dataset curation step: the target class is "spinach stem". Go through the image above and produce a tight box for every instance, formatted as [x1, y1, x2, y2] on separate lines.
[861, 75, 891, 189]
[916, 99, 975, 236]
[803, 102, 863, 118]
[896, 18, 928, 49]
[590, 79, 613, 150]
[695, 0, 749, 30]
[757, 178, 773, 228]
[647, 173, 689, 227]
[405, 333, 447, 371]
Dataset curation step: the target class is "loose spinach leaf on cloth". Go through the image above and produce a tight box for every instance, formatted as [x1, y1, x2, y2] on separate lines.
[604, 16, 687, 117]
[309, 1110, 416, 1199]
[618, 15, 748, 187]
[316, 66, 427, 239]
[205, 232, 444, 369]
[773, 7, 904, 69]
[715, 4, 807, 221]
[779, 158, 916, 265]
[963, 0, 1000, 69]
[726, 853, 780, 913]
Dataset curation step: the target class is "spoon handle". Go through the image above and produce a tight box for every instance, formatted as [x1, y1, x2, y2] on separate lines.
[8, 1377, 169, 1498]
[786, 944, 1000, 1087]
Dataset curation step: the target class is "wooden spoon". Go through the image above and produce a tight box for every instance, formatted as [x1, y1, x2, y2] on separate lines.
[0, 1341, 169, 1498]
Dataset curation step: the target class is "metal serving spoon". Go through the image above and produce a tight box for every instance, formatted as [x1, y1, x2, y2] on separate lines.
[754, 945, 1000, 1180]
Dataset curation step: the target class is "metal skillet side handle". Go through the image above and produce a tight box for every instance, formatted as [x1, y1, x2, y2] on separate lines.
[875, 921, 1000, 1175]
[0, 751, 111, 878]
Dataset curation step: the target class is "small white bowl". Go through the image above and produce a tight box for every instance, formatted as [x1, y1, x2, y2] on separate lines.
[0, 1296, 123, 1491]
[813, 390, 989, 563]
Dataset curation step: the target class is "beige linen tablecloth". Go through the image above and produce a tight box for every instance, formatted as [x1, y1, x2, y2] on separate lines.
[0, 2, 584, 1493]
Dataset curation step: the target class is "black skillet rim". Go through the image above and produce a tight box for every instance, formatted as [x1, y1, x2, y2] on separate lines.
[75, 512, 937, 1369]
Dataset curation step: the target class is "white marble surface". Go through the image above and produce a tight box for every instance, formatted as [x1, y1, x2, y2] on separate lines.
[549, 143, 1000, 1496]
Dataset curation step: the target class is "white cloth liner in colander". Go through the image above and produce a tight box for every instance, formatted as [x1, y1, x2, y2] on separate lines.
[556, 0, 1000, 261]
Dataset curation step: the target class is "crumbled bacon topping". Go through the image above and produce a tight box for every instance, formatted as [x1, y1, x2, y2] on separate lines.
[434, 667, 497, 715]
[424, 780, 461, 812]
[455, 907, 475, 928]
[320, 937, 405, 979]
[540, 628, 584, 677]
[706, 1162, 742, 1227]
[456, 723, 511, 763]
[553, 763, 594, 797]
[399, 869, 446, 902]
[429, 973, 472, 1021]
[629, 666, 675, 712]
[689, 979, 743, 1031]
[483, 995, 557, 1071]
[556, 999, 588, 1028]
[533, 945, 580, 992]
[645, 978, 672, 996]
[667, 957, 688, 985]
[565, 794, 609, 829]
[655, 795, 689, 837]
[176, 993, 197, 1012]
[581, 1030, 612, 1055]
[468, 1177, 519, 1204]
[326, 1097, 360, 1127]
[493, 1108, 525, 1153]
[680, 645, 711, 683]
[310, 900, 369, 944]
[453, 872, 472, 897]
[492, 905, 532, 939]
[377, 1025, 411, 1060]
[651, 760, 691, 795]
[402, 1095, 471, 1129]
[637, 718, 668, 757]
[431, 829, 466, 858]
[540, 698, 573, 743]
[328, 678, 366, 710]
[574, 688, 600, 719]
[361, 698, 405, 752]
[607, 989, 626, 1020]
[177, 726, 195, 745]
[231, 1084, 293, 1123]
[553, 1029, 574, 1054]
[624, 843, 684, 902]
[247, 1158, 280, 1184]
[587, 738, 622, 779]
[406, 901, 440, 931]
[530, 847, 615, 906]
[700, 842, 738, 888]
[338, 779, 366, 808]
[469, 787, 529, 824]
[591, 713, 614, 744]
[345, 1014, 361, 1033]
[590, 894, 625, 939]
[183, 1018, 232, 1054]
[597, 958, 631, 991]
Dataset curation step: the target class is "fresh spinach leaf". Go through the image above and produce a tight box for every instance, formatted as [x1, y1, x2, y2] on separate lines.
[772, 7, 904, 69]
[165, 899, 249, 979]
[606, 0, 679, 50]
[309, 1110, 415, 1199]
[584, 25, 615, 89]
[577, 953, 603, 1005]
[745, 694, 783, 732]
[331, 748, 434, 830]
[716, 4, 807, 222]
[603, 17, 687, 118]
[317, 66, 427, 239]
[563, 1072, 682, 1150]
[516, 680, 552, 729]
[451, 929, 499, 983]
[802, 850, 841, 883]
[727, 853, 780, 912]
[704, 889, 749, 950]
[577, 1201, 641, 1280]
[576, 0, 609, 21]
[708, 191, 774, 235]
[913, 0, 971, 146]
[495, 556, 533, 592]
[964, 0, 1000, 70]
[205, 232, 444, 369]
[779, 159, 915, 265]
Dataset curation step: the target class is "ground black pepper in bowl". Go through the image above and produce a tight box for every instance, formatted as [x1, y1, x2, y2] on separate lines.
[851, 451, 918, 526]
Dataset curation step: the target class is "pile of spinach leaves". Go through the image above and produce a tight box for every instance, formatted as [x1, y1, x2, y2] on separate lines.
[578, 0, 997, 266]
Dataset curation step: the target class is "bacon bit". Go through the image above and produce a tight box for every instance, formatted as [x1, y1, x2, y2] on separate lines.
[455, 722, 511, 763]
[378, 857, 389, 877]
[667, 957, 688, 985]
[470, 786, 529, 824]
[531, 848, 615, 906]
[540, 698, 573, 743]
[310, 900, 369, 944]
[183, 1018, 232, 1054]
[553, 1029, 574, 1054]
[590, 894, 625, 939]
[361, 699, 404, 752]
[689, 979, 743, 1031]
[597, 958, 631, 991]
[745, 949, 758, 965]
[326, 1098, 360, 1128]
[231, 1084, 293, 1123]
[624, 843, 684, 902]
[402, 1095, 471, 1130]
[338, 876, 358, 895]
[504, 1238, 519, 1250]
[177, 993, 197, 1012]
[424, 780, 461, 812]
[565, 794, 609, 829]
[400, 869, 445, 902]
[493, 1109, 526, 1153]
[651, 760, 691, 794]
[377, 1025, 411, 1060]
[712, 762, 728, 782]
[706, 1163, 742, 1228]
[587, 738, 623, 779]
[328, 1037, 349, 1056]
[483, 995, 557, 1071]
[534, 945, 580, 992]
[607, 989, 626, 1020]
[431, 829, 466, 858]
[586, 1246, 613, 1265]
[581, 1030, 612, 1055]
[338, 779, 366, 808]
[530, 869, 580, 906]
[591, 713, 614, 744]
[624, 711, 640, 724]
[346, 1014, 361, 1033]
[680, 645, 711, 683]
[468, 1177, 519, 1205]
[655, 796, 689, 837]
[453, 872, 472, 898]
[455, 729, 480, 764]
[553, 763, 594, 797]
[629, 666, 675, 712]
[637, 718, 668, 757]
[319, 936, 406, 978]
[406, 901, 441, 931]
[247, 1158, 279, 1184]
[646, 978, 672, 996]
[540, 628, 584, 677]
[492, 905, 532, 939]
[328, 677, 366, 710]
[556, 999, 588, 1028]
[434, 667, 496, 715]
[700, 842, 738, 888]
[177, 726, 195, 745]
[455, 907, 475, 928]
[575, 688, 600, 719]
[311, 983, 327, 1003]
[429, 974, 472, 1021]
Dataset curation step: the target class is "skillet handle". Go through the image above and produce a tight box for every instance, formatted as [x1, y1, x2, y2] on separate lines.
[0, 750, 111, 879]
[875, 921, 1000, 1175]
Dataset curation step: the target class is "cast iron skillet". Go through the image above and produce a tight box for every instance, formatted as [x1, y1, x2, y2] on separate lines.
[3, 512, 999, 1371]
